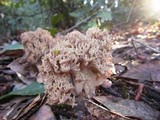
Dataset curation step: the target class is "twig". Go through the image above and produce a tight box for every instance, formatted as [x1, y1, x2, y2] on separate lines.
[114, 0, 136, 27]
[117, 76, 160, 95]
[135, 83, 144, 101]
[131, 39, 139, 55]
[126, 0, 136, 23]
[87, 99, 131, 120]
[131, 37, 160, 53]
[87, 99, 110, 111]
[61, 10, 100, 34]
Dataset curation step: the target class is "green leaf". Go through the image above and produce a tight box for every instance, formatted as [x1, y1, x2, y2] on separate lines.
[97, 11, 112, 22]
[46, 28, 58, 36]
[1, 42, 24, 53]
[0, 81, 45, 100]
[69, 11, 81, 18]
[69, 9, 87, 18]
[50, 13, 63, 27]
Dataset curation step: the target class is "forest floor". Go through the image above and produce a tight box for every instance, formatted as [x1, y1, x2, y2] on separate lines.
[0, 22, 160, 120]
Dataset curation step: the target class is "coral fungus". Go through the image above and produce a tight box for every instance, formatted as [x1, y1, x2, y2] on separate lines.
[21, 28, 114, 106]
[21, 28, 53, 64]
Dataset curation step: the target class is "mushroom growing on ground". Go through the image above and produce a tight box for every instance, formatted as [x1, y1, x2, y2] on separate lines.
[21, 28, 114, 106]
[20, 28, 54, 64]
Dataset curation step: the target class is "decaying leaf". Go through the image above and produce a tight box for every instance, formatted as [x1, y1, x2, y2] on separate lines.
[121, 59, 160, 82]
[30, 105, 56, 120]
[0, 97, 33, 120]
[8, 57, 38, 85]
[93, 96, 160, 120]
[16, 94, 45, 120]
[85, 101, 107, 118]
[0, 42, 24, 57]
[0, 94, 45, 120]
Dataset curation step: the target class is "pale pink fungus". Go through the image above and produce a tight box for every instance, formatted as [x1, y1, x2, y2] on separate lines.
[21, 28, 114, 106]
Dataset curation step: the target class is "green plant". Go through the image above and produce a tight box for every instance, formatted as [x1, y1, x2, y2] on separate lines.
[0, 0, 149, 37]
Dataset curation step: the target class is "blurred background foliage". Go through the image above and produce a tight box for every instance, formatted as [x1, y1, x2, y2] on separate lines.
[0, 0, 159, 37]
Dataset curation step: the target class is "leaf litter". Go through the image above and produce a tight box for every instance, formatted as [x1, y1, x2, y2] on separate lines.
[0, 41, 24, 57]
[93, 96, 159, 120]
[0, 22, 160, 120]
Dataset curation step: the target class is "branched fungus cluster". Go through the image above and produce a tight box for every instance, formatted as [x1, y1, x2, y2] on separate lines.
[20, 28, 114, 106]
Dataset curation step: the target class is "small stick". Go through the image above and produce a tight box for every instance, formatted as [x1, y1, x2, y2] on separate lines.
[61, 10, 100, 34]
[114, 0, 136, 27]
[131, 37, 160, 53]
[87, 99, 131, 120]
[135, 83, 144, 101]
[131, 39, 139, 56]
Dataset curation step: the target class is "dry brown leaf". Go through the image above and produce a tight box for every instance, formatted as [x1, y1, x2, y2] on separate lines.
[93, 96, 160, 120]
[85, 100, 127, 120]
[32, 105, 56, 120]
[0, 97, 33, 120]
[121, 59, 160, 82]
[8, 57, 38, 85]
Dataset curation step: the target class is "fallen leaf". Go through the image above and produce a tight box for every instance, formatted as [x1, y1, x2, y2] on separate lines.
[121, 59, 160, 82]
[16, 94, 45, 120]
[112, 46, 140, 69]
[85, 100, 122, 120]
[0, 95, 45, 120]
[93, 96, 160, 120]
[32, 105, 56, 120]
[112, 46, 138, 59]
[114, 64, 127, 75]
[8, 57, 38, 84]
[0, 97, 33, 120]
[0, 42, 24, 57]
[75, 98, 93, 120]
[0, 81, 44, 100]
[1, 42, 23, 52]
[7, 58, 29, 75]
